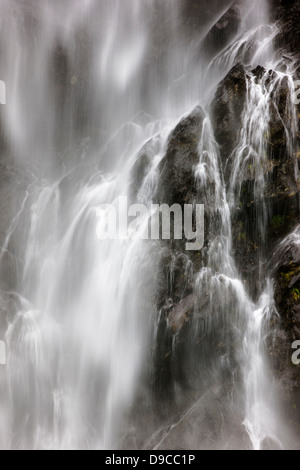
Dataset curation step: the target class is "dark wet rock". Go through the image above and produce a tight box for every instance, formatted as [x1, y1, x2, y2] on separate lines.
[129, 110, 208, 375]
[155, 105, 215, 265]
[168, 294, 195, 334]
[271, 0, 300, 56]
[233, 190, 299, 301]
[153, 253, 195, 402]
[211, 63, 247, 175]
[128, 134, 161, 203]
[154, 107, 207, 319]
[156, 106, 205, 206]
[214, 65, 300, 295]
[151, 108, 211, 401]
[211, 65, 252, 285]
[269, 230, 300, 433]
[129, 152, 152, 202]
[252, 65, 267, 80]
[133, 0, 300, 443]
[155, 249, 195, 311]
[201, 1, 241, 56]
[273, 231, 300, 341]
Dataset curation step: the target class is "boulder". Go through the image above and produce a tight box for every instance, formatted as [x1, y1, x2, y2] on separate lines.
[211, 63, 247, 176]
[168, 294, 195, 334]
[156, 106, 205, 206]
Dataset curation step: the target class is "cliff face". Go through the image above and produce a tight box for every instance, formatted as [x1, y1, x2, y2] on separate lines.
[128, 2, 300, 445]
[213, 62, 300, 432]
[270, 0, 300, 431]
[271, 0, 300, 58]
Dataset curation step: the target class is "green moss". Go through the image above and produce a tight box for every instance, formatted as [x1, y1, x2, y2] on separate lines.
[291, 288, 300, 302]
[280, 272, 291, 284]
[280, 265, 300, 288]
[272, 215, 284, 230]
[238, 232, 247, 242]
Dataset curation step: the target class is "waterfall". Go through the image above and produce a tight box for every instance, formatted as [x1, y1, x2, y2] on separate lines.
[0, 0, 298, 450]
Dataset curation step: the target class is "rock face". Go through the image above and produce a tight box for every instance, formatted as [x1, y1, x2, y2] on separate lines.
[271, 230, 300, 432]
[211, 63, 299, 296]
[269, 0, 300, 387]
[211, 57, 300, 424]
[156, 106, 205, 206]
[168, 294, 195, 334]
[151, 108, 206, 401]
[154, 105, 207, 312]
[272, 0, 300, 62]
[129, 47, 300, 437]
[211, 63, 247, 177]
[274, 232, 300, 342]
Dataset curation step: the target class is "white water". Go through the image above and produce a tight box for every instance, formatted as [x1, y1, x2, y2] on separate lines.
[0, 0, 297, 450]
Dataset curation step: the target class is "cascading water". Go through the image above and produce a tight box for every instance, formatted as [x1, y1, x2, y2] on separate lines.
[0, 0, 298, 450]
